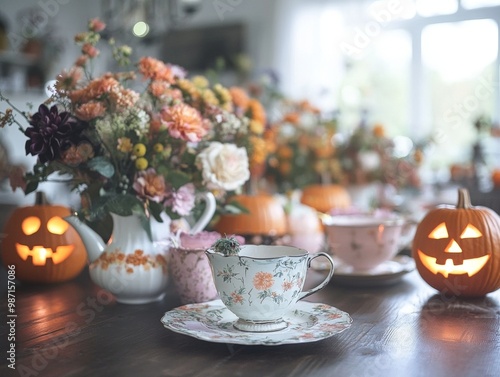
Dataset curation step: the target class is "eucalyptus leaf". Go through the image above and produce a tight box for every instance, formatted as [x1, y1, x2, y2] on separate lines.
[87, 157, 115, 178]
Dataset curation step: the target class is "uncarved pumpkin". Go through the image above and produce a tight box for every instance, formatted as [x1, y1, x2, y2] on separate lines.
[214, 194, 287, 236]
[491, 169, 500, 188]
[412, 188, 500, 297]
[1, 192, 87, 283]
[300, 184, 352, 213]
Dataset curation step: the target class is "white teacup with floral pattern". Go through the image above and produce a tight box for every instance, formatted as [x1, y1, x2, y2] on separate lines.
[206, 245, 334, 332]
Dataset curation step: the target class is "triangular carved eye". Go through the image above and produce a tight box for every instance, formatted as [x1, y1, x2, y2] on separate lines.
[429, 223, 448, 239]
[460, 224, 482, 239]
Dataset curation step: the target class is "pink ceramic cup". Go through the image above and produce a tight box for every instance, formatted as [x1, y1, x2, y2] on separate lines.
[169, 232, 222, 304]
[324, 213, 408, 271]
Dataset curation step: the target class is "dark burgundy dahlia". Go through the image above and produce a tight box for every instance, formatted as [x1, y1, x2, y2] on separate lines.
[25, 104, 86, 163]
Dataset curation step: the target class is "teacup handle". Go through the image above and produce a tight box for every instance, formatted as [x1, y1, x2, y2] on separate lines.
[298, 252, 335, 300]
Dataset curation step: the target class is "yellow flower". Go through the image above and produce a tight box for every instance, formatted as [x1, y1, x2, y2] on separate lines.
[213, 83, 232, 105]
[202, 89, 219, 106]
[153, 143, 164, 153]
[132, 143, 146, 157]
[117, 137, 133, 153]
[249, 120, 264, 135]
[135, 157, 148, 170]
[177, 79, 200, 100]
[192, 75, 209, 89]
[249, 136, 267, 165]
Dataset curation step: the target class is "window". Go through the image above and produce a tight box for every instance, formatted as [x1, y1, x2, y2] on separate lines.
[422, 19, 498, 165]
[278, 0, 500, 180]
[462, 0, 500, 9]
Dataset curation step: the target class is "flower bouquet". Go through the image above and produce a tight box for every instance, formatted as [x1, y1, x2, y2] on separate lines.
[0, 18, 264, 236]
[264, 98, 341, 193]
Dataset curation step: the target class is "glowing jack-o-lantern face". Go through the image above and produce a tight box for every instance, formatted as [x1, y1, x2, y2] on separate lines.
[1, 193, 87, 283]
[412, 189, 500, 297]
[417, 222, 490, 278]
[15, 215, 75, 266]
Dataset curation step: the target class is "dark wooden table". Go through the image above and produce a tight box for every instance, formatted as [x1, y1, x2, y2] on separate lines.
[1, 262, 499, 377]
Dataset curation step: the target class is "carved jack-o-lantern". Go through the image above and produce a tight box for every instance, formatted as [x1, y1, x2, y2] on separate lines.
[412, 188, 500, 297]
[1, 192, 87, 283]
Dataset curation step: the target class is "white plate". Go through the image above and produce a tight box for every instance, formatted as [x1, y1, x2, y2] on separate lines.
[160, 299, 352, 346]
[314, 255, 416, 287]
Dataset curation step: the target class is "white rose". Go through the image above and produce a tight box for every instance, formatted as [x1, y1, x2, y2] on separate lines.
[197, 142, 250, 191]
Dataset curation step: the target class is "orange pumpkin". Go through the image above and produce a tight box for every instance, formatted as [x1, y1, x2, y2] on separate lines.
[300, 184, 351, 213]
[1, 192, 87, 283]
[214, 194, 287, 236]
[412, 188, 500, 297]
[491, 169, 500, 188]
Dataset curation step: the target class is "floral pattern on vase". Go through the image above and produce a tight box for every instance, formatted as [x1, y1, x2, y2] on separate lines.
[66, 213, 169, 304]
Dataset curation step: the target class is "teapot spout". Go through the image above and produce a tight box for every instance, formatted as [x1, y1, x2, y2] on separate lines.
[64, 215, 106, 263]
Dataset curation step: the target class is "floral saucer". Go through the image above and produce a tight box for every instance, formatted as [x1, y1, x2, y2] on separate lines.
[160, 299, 352, 346]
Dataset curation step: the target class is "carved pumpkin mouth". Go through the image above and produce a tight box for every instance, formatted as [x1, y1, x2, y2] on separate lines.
[16, 244, 75, 266]
[417, 250, 490, 278]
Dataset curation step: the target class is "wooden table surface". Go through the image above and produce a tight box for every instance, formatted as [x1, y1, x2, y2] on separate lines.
[1, 262, 499, 377]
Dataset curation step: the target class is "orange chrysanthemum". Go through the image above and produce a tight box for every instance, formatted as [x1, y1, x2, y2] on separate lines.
[230, 86, 250, 111]
[160, 103, 208, 142]
[283, 112, 300, 125]
[75, 101, 106, 121]
[247, 99, 266, 126]
[138, 57, 175, 83]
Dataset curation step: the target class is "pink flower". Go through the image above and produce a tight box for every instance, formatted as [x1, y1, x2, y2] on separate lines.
[75, 55, 88, 67]
[160, 103, 208, 142]
[166, 183, 196, 216]
[133, 168, 167, 203]
[82, 43, 99, 58]
[88, 18, 106, 32]
[56, 67, 83, 92]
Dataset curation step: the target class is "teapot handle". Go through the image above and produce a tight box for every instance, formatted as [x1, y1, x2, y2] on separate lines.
[298, 252, 335, 300]
[190, 192, 217, 234]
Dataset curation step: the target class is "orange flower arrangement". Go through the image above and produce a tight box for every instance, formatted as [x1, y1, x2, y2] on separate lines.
[264, 98, 339, 192]
[0, 18, 266, 228]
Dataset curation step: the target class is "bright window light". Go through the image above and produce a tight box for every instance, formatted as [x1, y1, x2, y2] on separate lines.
[416, 0, 458, 17]
[462, 0, 500, 9]
[422, 20, 498, 82]
[422, 19, 498, 166]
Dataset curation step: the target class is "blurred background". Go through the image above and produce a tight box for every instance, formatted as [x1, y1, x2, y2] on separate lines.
[1, 0, 499, 208]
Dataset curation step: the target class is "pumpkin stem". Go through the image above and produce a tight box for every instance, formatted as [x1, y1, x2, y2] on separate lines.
[457, 188, 472, 209]
[35, 191, 50, 206]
